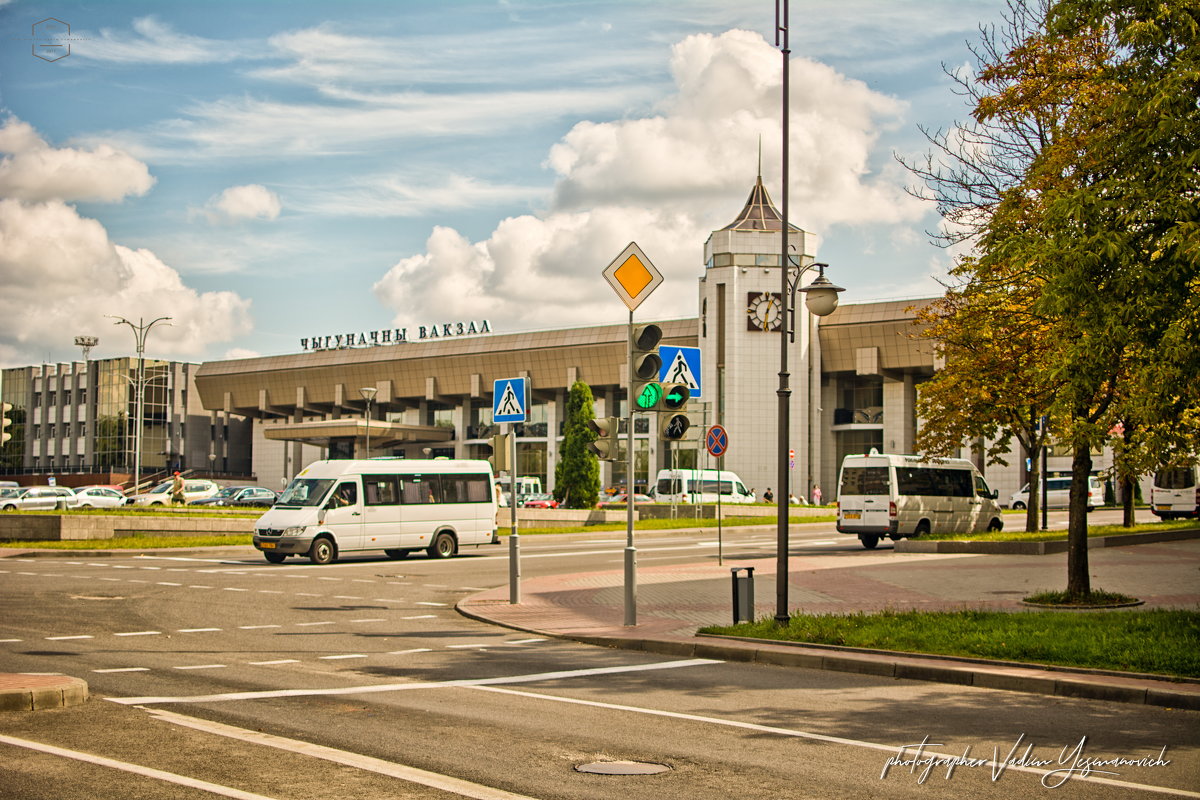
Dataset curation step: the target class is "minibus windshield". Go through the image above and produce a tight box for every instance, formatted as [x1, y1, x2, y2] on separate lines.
[277, 478, 335, 507]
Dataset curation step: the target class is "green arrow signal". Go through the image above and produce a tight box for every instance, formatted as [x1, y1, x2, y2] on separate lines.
[664, 387, 687, 406]
[635, 382, 663, 409]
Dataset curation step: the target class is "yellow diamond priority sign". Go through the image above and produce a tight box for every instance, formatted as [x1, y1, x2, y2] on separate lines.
[603, 242, 663, 311]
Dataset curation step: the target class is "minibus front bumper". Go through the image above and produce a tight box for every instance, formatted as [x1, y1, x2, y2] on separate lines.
[254, 529, 315, 555]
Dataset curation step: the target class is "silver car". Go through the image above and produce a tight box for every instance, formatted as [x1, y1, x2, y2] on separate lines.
[0, 486, 79, 511]
[73, 485, 128, 509]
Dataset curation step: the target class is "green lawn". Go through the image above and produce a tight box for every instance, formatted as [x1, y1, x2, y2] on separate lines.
[0, 534, 254, 549]
[701, 608, 1200, 678]
[921, 519, 1198, 542]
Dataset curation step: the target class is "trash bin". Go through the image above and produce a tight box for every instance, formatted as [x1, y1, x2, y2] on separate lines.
[730, 566, 755, 624]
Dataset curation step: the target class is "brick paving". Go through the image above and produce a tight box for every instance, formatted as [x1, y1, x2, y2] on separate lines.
[459, 538, 1200, 710]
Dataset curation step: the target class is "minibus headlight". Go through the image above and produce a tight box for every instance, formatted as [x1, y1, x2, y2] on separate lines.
[282, 526, 307, 537]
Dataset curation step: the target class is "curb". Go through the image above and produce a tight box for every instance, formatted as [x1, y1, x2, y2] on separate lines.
[456, 602, 1200, 712]
[0, 674, 89, 713]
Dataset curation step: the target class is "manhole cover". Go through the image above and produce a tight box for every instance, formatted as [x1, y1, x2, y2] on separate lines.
[575, 761, 671, 775]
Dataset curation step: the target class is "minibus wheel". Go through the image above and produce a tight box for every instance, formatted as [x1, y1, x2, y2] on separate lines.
[987, 518, 1003, 532]
[308, 536, 337, 565]
[428, 532, 457, 559]
[859, 534, 879, 549]
[264, 552, 287, 564]
[384, 549, 410, 560]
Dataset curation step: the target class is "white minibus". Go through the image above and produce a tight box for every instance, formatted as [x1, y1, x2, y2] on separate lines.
[836, 452, 1004, 549]
[654, 469, 755, 504]
[254, 459, 499, 564]
[1151, 465, 1199, 520]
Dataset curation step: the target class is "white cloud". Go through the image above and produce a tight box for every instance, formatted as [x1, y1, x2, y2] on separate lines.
[79, 16, 250, 64]
[290, 173, 542, 218]
[0, 116, 154, 203]
[204, 184, 282, 222]
[374, 29, 927, 328]
[0, 121, 254, 365]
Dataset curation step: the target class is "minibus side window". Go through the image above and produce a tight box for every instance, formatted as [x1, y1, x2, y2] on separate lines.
[400, 474, 441, 504]
[363, 475, 399, 506]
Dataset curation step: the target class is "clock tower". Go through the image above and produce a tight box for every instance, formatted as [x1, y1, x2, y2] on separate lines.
[697, 172, 823, 498]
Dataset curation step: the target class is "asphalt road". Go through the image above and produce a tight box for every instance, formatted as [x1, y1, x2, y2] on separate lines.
[1, 513, 1196, 799]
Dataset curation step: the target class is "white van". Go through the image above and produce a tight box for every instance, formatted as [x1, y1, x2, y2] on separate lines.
[254, 459, 499, 564]
[1009, 476, 1103, 511]
[1151, 465, 1199, 520]
[836, 452, 1004, 549]
[654, 469, 755, 504]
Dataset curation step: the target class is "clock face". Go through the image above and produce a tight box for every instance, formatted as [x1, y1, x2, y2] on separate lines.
[746, 291, 783, 331]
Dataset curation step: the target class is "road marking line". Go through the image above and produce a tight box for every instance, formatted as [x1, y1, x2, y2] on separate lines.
[505, 639, 547, 645]
[470, 685, 1200, 799]
[350, 618, 386, 623]
[257, 590, 284, 594]
[446, 644, 492, 649]
[188, 585, 214, 589]
[387, 648, 432, 655]
[0, 733, 280, 800]
[319, 654, 368, 660]
[98, 577, 123, 581]
[174, 664, 226, 670]
[295, 621, 334, 626]
[46, 635, 93, 641]
[93, 667, 150, 673]
[139, 708, 539, 800]
[177, 628, 221, 633]
[416, 602, 447, 607]
[0, 638, 22, 642]
[248, 659, 299, 665]
[156, 582, 183, 586]
[222, 587, 249, 592]
[238, 625, 281, 630]
[372, 598, 402, 603]
[114, 631, 161, 637]
[296, 592, 321, 597]
[108, 659, 718, 705]
[402, 615, 436, 620]
[333, 595, 363, 600]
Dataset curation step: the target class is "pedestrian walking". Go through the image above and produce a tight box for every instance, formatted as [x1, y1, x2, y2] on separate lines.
[170, 471, 185, 505]
[811, 484, 823, 505]
[763, 487, 774, 502]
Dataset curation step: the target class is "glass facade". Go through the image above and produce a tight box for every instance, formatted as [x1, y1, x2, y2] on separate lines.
[0, 368, 28, 470]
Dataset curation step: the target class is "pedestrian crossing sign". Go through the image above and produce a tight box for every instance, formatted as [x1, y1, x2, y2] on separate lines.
[493, 378, 527, 423]
[658, 346, 702, 399]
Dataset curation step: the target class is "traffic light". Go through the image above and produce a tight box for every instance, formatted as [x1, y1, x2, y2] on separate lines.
[631, 323, 663, 412]
[659, 411, 691, 441]
[1, 402, 11, 445]
[587, 416, 620, 461]
[487, 432, 511, 472]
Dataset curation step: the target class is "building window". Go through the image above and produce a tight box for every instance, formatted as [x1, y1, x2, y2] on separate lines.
[32, 392, 41, 406]
[47, 392, 56, 406]
[78, 388, 87, 406]
[32, 424, 41, 439]
[63, 390, 72, 406]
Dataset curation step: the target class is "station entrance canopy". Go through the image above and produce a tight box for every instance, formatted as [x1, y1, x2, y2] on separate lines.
[261, 419, 453, 449]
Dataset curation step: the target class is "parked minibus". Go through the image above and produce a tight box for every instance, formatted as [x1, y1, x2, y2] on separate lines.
[653, 469, 755, 504]
[1151, 465, 1199, 520]
[254, 459, 499, 564]
[836, 452, 1004, 549]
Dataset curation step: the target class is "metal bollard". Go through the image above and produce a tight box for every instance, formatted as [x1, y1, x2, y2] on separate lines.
[730, 566, 755, 625]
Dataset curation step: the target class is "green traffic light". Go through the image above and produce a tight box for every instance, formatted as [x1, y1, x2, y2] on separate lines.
[635, 383, 663, 409]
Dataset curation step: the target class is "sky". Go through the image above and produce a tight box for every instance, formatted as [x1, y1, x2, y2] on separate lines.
[0, 0, 1008, 367]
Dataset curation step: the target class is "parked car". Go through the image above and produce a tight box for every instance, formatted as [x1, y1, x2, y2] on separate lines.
[597, 493, 654, 508]
[1009, 476, 1102, 511]
[73, 486, 128, 509]
[521, 493, 559, 509]
[128, 478, 220, 506]
[0, 485, 79, 511]
[190, 486, 278, 507]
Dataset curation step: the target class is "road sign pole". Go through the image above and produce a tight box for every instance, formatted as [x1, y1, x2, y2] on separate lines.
[509, 422, 520, 604]
[625, 309, 637, 626]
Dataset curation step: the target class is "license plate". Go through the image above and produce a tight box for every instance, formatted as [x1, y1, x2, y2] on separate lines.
[843, 512, 861, 520]
[260, 542, 276, 549]
[1156, 505, 1171, 511]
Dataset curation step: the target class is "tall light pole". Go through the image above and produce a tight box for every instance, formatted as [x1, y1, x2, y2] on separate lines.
[774, 1, 845, 625]
[360, 387, 377, 457]
[109, 316, 172, 495]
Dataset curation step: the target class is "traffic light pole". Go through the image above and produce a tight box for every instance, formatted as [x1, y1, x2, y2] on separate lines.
[509, 423, 520, 604]
[625, 310, 638, 626]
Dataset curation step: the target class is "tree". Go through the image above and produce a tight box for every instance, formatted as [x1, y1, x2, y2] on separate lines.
[553, 381, 600, 509]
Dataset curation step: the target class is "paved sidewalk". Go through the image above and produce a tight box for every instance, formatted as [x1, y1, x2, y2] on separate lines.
[459, 538, 1200, 711]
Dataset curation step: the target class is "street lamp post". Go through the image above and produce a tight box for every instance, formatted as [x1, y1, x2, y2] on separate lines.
[109, 316, 172, 496]
[774, 1, 845, 625]
[360, 387, 377, 457]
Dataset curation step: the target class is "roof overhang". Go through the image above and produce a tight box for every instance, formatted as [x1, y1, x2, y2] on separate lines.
[261, 420, 453, 448]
